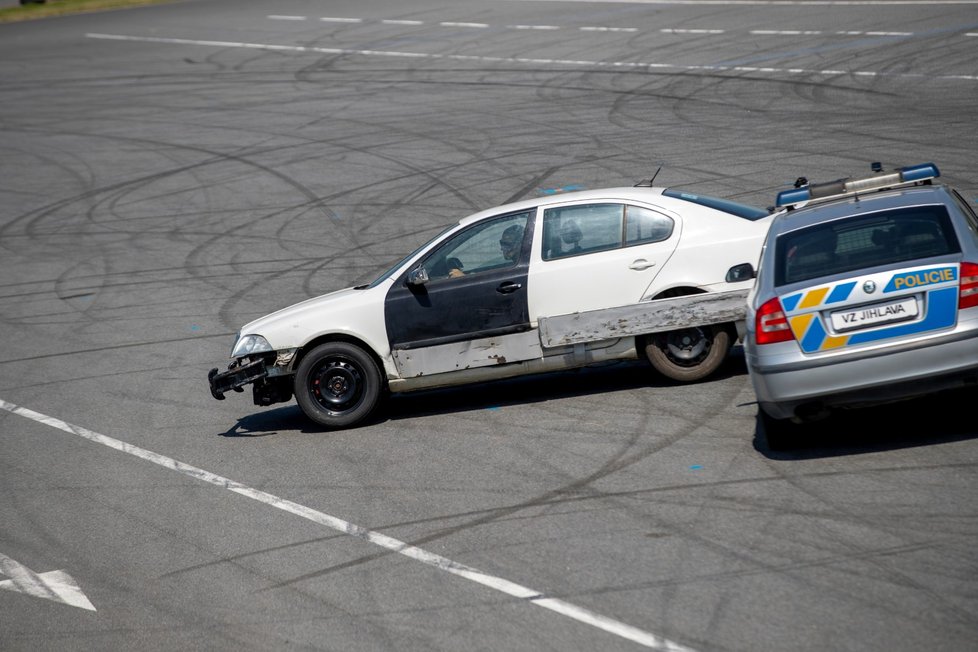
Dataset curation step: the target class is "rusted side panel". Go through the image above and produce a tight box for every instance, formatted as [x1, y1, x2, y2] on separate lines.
[538, 289, 749, 348]
[391, 330, 543, 378]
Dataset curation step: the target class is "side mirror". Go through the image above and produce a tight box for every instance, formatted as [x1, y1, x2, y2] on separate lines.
[726, 262, 756, 283]
[407, 266, 429, 286]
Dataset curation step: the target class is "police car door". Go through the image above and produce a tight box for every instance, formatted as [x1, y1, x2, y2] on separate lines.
[384, 211, 534, 377]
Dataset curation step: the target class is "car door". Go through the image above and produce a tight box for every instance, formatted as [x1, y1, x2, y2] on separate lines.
[385, 211, 533, 353]
[528, 202, 680, 320]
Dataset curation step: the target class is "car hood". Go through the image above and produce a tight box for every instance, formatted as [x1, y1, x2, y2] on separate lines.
[237, 283, 390, 353]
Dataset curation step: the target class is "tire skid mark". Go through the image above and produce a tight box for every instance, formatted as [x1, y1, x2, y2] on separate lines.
[758, 453, 978, 628]
[272, 374, 744, 594]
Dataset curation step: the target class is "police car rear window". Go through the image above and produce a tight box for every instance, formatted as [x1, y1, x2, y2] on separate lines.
[775, 205, 961, 286]
[662, 189, 769, 220]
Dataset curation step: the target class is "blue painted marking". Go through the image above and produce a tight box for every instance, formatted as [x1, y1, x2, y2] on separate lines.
[540, 184, 584, 195]
[689, 465, 703, 470]
[190, 325, 201, 331]
[782, 293, 802, 312]
[848, 287, 958, 344]
[800, 315, 827, 352]
[884, 266, 957, 293]
[826, 282, 856, 305]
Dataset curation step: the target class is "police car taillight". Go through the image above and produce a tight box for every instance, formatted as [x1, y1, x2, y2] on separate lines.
[756, 297, 794, 345]
[960, 262, 978, 309]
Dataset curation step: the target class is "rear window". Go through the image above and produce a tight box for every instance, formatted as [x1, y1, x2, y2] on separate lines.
[775, 205, 961, 286]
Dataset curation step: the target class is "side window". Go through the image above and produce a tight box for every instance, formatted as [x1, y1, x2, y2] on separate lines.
[951, 190, 978, 246]
[542, 204, 623, 260]
[625, 206, 674, 245]
[421, 211, 529, 280]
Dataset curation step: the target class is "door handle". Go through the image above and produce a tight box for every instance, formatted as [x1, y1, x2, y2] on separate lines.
[629, 259, 656, 271]
[497, 281, 523, 294]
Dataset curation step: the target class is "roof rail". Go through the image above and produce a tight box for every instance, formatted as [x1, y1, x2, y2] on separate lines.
[775, 162, 940, 210]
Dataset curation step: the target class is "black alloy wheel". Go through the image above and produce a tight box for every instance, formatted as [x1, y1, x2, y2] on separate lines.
[295, 342, 382, 428]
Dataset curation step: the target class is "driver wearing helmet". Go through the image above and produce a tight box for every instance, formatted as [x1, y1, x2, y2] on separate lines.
[448, 224, 523, 278]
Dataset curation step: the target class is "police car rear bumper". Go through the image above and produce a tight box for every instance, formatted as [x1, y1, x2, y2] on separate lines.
[750, 330, 978, 420]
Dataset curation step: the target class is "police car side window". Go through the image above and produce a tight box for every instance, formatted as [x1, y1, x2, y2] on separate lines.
[950, 190, 978, 244]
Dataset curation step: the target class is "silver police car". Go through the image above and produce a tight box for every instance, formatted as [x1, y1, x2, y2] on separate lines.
[744, 163, 978, 448]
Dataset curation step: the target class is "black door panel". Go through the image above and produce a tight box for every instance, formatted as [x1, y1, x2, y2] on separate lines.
[385, 211, 533, 351]
[386, 267, 530, 349]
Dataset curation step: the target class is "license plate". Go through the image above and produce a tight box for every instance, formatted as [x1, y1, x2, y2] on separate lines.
[830, 297, 918, 332]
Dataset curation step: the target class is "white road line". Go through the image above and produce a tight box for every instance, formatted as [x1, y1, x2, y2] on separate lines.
[440, 21, 490, 28]
[751, 29, 824, 35]
[660, 28, 725, 34]
[749, 29, 913, 35]
[84, 33, 978, 82]
[261, 16, 960, 40]
[0, 552, 96, 611]
[836, 30, 913, 35]
[0, 397, 695, 651]
[580, 26, 639, 32]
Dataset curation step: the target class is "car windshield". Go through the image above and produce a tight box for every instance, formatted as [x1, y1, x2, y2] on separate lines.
[662, 188, 769, 220]
[367, 225, 455, 288]
[775, 205, 961, 286]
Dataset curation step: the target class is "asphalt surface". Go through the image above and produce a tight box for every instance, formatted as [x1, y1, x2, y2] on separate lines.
[1, 1, 977, 650]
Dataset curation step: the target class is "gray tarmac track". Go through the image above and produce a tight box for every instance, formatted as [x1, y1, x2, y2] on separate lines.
[1, 1, 977, 650]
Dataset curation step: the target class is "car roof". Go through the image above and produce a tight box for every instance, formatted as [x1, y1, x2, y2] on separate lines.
[457, 186, 669, 226]
[769, 184, 955, 233]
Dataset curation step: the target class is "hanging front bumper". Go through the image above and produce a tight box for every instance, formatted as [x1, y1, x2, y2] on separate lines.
[208, 359, 267, 400]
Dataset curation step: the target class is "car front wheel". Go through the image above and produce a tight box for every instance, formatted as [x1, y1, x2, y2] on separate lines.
[294, 342, 382, 429]
[644, 324, 732, 382]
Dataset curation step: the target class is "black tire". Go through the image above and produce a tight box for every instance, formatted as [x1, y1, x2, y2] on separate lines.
[644, 324, 732, 382]
[294, 342, 382, 429]
[759, 409, 793, 451]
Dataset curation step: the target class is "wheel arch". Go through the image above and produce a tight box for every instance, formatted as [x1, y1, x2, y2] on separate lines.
[293, 333, 388, 387]
[650, 285, 705, 300]
[635, 286, 737, 353]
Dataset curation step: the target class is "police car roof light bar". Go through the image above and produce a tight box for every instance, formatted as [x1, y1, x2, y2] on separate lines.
[775, 162, 940, 209]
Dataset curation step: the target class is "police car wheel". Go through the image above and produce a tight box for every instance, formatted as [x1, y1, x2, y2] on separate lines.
[295, 342, 382, 429]
[644, 324, 731, 382]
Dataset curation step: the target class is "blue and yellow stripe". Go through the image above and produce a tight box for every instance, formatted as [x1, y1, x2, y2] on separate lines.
[780, 266, 959, 353]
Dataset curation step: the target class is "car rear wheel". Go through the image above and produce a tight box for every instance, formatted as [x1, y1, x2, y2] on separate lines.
[644, 324, 732, 382]
[295, 342, 382, 429]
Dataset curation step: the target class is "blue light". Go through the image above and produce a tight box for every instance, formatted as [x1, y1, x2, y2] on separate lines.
[899, 163, 940, 182]
[776, 187, 811, 207]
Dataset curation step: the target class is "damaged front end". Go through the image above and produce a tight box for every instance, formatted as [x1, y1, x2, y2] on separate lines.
[208, 342, 297, 407]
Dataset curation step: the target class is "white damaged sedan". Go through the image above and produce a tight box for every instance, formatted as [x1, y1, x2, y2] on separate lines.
[209, 183, 772, 428]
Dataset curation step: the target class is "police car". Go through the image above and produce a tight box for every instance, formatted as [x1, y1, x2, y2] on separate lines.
[208, 182, 772, 429]
[744, 163, 978, 448]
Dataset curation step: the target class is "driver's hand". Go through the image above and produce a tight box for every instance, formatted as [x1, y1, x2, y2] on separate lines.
[448, 268, 465, 278]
